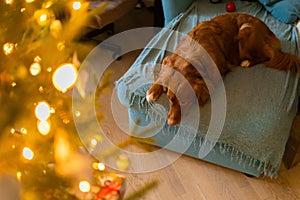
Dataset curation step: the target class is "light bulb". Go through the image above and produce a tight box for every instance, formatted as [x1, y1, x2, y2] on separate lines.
[98, 163, 106, 171]
[72, 2, 81, 10]
[37, 120, 51, 135]
[16, 172, 22, 181]
[5, 0, 13, 5]
[3, 42, 15, 55]
[34, 9, 53, 26]
[79, 181, 90, 193]
[52, 63, 78, 93]
[30, 62, 41, 76]
[35, 101, 51, 120]
[23, 147, 34, 160]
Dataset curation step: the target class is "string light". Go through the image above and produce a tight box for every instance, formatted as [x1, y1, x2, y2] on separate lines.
[90, 138, 97, 147]
[52, 63, 78, 93]
[34, 9, 53, 26]
[35, 101, 51, 121]
[38, 86, 44, 93]
[79, 181, 90, 193]
[11, 82, 16, 87]
[5, 0, 13, 5]
[3, 42, 15, 55]
[20, 127, 27, 135]
[57, 41, 65, 51]
[16, 172, 22, 181]
[23, 147, 34, 160]
[10, 127, 27, 135]
[26, 0, 35, 3]
[93, 162, 105, 171]
[43, 0, 53, 8]
[30, 62, 41, 76]
[40, 14, 47, 23]
[72, 1, 82, 10]
[37, 120, 51, 135]
[47, 67, 52, 72]
[75, 110, 81, 117]
[34, 56, 42, 63]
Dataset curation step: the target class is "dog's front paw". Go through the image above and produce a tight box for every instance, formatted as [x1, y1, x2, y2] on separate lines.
[240, 60, 251, 68]
[146, 84, 163, 102]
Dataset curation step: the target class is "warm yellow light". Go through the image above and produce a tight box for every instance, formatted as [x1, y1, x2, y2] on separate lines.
[11, 82, 16, 87]
[79, 181, 90, 193]
[92, 162, 106, 170]
[43, 0, 54, 8]
[40, 14, 47, 22]
[116, 154, 130, 171]
[47, 67, 52, 72]
[90, 138, 97, 147]
[57, 41, 65, 51]
[23, 147, 34, 160]
[5, 0, 13, 5]
[26, 0, 35, 3]
[34, 56, 41, 63]
[50, 20, 62, 38]
[72, 1, 82, 10]
[75, 110, 81, 117]
[35, 101, 51, 120]
[52, 63, 78, 93]
[34, 9, 52, 26]
[37, 120, 51, 135]
[16, 171, 22, 181]
[3, 42, 15, 55]
[20, 127, 27, 135]
[20, 8, 26, 12]
[30, 62, 41, 76]
[96, 162, 106, 171]
[38, 86, 44, 93]
[54, 131, 71, 162]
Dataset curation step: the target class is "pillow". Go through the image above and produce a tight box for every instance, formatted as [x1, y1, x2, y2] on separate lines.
[259, 0, 300, 23]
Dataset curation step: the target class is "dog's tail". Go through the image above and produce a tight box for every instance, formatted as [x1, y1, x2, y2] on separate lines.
[265, 51, 300, 75]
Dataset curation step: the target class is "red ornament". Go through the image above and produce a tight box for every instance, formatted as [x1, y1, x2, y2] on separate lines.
[226, 2, 236, 12]
[96, 180, 122, 200]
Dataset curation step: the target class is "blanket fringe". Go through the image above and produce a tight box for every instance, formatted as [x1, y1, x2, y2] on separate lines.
[129, 94, 279, 178]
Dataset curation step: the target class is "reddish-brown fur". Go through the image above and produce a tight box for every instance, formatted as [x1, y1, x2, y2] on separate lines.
[147, 13, 300, 126]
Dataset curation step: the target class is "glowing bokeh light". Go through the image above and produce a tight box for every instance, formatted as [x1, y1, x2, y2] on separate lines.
[52, 63, 78, 93]
[23, 147, 34, 160]
[79, 181, 90, 193]
[35, 101, 51, 120]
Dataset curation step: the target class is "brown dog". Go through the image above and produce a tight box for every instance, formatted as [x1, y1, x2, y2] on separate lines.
[147, 13, 300, 126]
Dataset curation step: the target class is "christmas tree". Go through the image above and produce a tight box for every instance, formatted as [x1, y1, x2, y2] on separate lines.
[0, 0, 139, 199]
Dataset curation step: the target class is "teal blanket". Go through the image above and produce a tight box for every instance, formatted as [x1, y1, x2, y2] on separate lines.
[116, 0, 300, 177]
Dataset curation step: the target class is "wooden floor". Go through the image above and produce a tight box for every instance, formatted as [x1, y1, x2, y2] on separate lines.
[92, 6, 300, 200]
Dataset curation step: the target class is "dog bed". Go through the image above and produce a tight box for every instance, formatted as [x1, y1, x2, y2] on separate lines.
[116, 0, 300, 177]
